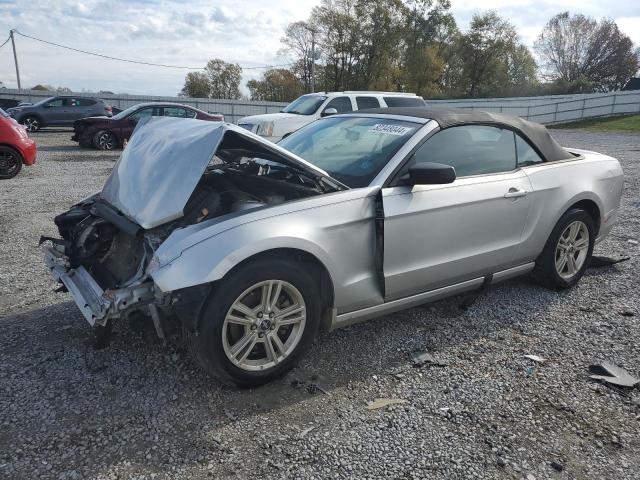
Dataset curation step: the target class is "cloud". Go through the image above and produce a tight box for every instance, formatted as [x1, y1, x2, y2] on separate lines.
[1, 0, 638, 96]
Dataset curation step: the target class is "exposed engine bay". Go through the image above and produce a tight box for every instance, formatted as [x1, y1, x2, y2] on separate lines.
[53, 148, 327, 293]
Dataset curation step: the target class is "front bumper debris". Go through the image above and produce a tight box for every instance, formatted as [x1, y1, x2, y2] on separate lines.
[42, 244, 156, 326]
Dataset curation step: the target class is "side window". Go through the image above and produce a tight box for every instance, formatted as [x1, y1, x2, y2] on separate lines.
[516, 134, 544, 166]
[63, 98, 82, 107]
[45, 98, 64, 107]
[356, 96, 380, 110]
[383, 96, 424, 107]
[78, 99, 96, 106]
[129, 108, 157, 121]
[163, 107, 189, 118]
[325, 96, 353, 114]
[412, 125, 517, 177]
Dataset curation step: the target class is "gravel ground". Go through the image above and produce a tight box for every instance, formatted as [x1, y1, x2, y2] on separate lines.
[1, 128, 639, 480]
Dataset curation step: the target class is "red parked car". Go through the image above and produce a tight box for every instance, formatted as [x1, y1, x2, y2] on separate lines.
[0, 108, 36, 179]
[72, 102, 224, 150]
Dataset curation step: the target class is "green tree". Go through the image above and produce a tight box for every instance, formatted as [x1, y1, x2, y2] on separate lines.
[247, 69, 304, 102]
[205, 59, 242, 99]
[180, 71, 210, 98]
[455, 11, 534, 98]
[401, 0, 458, 97]
[535, 12, 639, 92]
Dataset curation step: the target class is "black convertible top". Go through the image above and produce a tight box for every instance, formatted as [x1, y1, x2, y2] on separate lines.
[358, 107, 571, 162]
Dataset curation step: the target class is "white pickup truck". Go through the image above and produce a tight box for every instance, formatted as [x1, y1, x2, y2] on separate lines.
[238, 91, 424, 143]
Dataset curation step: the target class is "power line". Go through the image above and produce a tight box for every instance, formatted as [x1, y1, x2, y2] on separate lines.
[0, 35, 10, 51]
[11, 29, 292, 71]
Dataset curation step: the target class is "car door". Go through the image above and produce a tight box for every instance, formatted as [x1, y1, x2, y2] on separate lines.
[41, 97, 66, 124]
[119, 107, 159, 141]
[76, 98, 99, 118]
[382, 125, 533, 301]
[321, 96, 354, 117]
[59, 98, 85, 124]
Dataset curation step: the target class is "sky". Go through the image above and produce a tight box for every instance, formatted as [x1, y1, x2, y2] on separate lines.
[0, 0, 639, 96]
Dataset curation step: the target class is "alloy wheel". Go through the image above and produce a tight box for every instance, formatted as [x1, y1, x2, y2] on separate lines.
[222, 280, 306, 371]
[24, 117, 39, 132]
[98, 132, 115, 150]
[555, 220, 589, 279]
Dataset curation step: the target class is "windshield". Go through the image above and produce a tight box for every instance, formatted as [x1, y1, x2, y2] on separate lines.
[0, 108, 8, 118]
[278, 116, 419, 188]
[112, 104, 142, 120]
[282, 95, 327, 115]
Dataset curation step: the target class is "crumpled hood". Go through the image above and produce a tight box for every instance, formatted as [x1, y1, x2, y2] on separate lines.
[100, 117, 335, 229]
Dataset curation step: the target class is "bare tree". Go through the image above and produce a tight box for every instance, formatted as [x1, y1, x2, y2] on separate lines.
[535, 12, 639, 92]
[281, 21, 316, 91]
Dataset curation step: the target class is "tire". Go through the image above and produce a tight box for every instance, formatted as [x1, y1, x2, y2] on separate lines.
[93, 130, 117, 150]
[22, 116, 41, 133]
[0, 146, 23, 179]
[531, 208, 596, 290]
[188, 257, 321, 386]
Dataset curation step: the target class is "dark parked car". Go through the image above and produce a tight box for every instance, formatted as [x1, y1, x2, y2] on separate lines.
[0, 98, 20, 110]
[71, 102, 224, 150]
[7, 96, 112, 132]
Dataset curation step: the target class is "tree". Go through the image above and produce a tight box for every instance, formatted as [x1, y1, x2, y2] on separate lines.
[535, 12, 639, 92]
[205, 59, 242, 99]
[454, 11, 535, 98]
[32, 84, 53, 91]
[281, 21, 316, 91]
[247, 69, 304, 101]
[400, 0, 458, 97]
[180, 71, 210, 98]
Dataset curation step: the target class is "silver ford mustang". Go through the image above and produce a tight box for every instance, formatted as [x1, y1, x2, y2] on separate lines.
[42, 108, 623, 385]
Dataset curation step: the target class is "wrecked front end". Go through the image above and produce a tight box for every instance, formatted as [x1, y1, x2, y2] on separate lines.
[42, 117, 340, 337]
[42, 196, 161, 327]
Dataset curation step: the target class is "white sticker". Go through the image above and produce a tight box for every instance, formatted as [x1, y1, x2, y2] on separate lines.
[370, 124, 412, 136]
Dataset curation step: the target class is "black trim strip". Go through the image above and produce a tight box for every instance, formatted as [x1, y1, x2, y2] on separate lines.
[374, 190, 385, 298]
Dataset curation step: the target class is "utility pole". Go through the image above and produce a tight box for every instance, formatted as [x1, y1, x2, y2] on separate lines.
[10, 30, 22, 90]
[310, 33, 316, 93]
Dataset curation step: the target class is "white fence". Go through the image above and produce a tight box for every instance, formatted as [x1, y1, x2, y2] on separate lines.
[426, 90, 640, 124]
[0, 88, 288, 124]
[1, 88, 639, 125]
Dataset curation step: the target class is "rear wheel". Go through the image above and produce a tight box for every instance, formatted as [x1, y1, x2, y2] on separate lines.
[22, 116, 41, 132]
[0, 146, 23, 179]
[531, 208, 595, 290]
[93, 130, 117, 150]
[188, 258, 320, 386]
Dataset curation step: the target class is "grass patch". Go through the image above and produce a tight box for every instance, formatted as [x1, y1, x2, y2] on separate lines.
[552, 114, 640, 132]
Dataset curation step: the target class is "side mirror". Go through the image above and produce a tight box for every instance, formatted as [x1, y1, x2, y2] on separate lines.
[321, 107, 338, 117]
[403, 162, 456, 186]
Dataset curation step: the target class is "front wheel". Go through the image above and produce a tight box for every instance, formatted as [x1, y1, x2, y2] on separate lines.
[93, 130, 117, 150]
[0, 146, 23, 179]
[531, 208, 596, 290]
[188, 258, 320, 386]
[22, 116, 41, 132]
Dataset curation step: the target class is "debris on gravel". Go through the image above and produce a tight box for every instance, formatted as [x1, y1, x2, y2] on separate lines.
[1, 129, 639, 479]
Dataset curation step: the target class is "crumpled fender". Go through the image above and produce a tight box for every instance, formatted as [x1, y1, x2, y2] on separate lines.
[150, 187, 380, 311]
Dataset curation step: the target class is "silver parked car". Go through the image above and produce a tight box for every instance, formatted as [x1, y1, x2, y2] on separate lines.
[42, 109, 623, 385]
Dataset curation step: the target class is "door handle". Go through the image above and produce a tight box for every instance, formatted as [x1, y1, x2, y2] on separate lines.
[504, 188, 528, 198]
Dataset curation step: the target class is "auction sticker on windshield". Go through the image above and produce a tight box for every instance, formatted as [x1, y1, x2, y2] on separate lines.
[370, 124, 413, 136]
